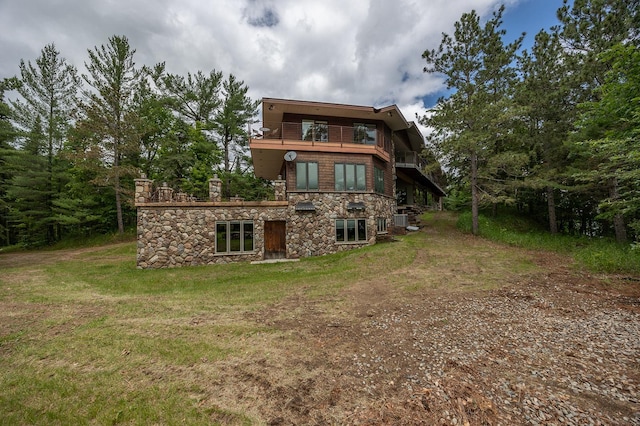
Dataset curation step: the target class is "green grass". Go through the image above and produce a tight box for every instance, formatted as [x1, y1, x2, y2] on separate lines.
[0, 229, 422, 425]
[1, 212, 634, 424]
[456, 211, 640, 274]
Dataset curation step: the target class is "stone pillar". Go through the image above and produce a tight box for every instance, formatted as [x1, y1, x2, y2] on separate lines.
[274, 175, 286, 201]
[209, 175, 222, 202]
[134, 176, 153, 204]
[158, 182, 174, 202]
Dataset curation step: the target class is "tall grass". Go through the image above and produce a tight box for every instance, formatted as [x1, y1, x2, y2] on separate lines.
[456, 211, 640, 275]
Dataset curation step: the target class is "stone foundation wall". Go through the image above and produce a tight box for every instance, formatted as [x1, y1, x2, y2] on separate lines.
[136, 180, 396, 268]
[286, 192, 395, 258]
[137, 205, 287, 268]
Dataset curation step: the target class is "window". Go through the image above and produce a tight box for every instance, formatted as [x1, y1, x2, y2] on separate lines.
[353, 123, 377, 145]
[296, 161, 318, 190]
[374, 166, 384, 194]
[377, 218, 388, 234]
[335, 163, 365, 191]
[302, 120, 328, 142]
[336, 219, 367, 243]
[216, 221, 254, 253]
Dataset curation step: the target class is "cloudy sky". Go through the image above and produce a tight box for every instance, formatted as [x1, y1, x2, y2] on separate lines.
[0, 0, 563, 125]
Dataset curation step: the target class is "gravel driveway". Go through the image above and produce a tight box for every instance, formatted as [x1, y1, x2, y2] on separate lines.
[242, 237, 640, 425]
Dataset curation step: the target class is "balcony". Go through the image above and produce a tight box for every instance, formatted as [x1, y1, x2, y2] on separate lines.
[395, 151, 427, 170]
[255, 122, 392, 153]
[250, 122, 392, 179]
[395, 151, 446, 197]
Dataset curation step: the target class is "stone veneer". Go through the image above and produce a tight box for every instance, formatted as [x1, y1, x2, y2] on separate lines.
[136, 179, 396, 268]
[285, 192, 395, 258]
[137, 204, 288, 268]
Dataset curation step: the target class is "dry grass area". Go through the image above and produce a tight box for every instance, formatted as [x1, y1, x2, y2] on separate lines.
[1, 212, 638, 425]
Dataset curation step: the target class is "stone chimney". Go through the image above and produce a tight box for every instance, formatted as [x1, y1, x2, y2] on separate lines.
[209, 175, 222, 202]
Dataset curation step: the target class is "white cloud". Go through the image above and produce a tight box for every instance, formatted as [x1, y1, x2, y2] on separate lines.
[0, 0, 550, 129]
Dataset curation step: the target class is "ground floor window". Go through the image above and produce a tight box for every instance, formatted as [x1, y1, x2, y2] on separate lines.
[216, 221, 254, 253]
[377, 218, 387, 234]
[336, 218, 367, 243]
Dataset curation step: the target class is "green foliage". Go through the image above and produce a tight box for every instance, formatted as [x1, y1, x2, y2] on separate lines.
[573, 44, 640, 242]
[5, 45, 81, 246]
[456, 210, 640, 274]
[77, 35, 145, 234]
[422, 5, 524, 235]
[0, 79, 19, 246]
[214, 74, 260, 198]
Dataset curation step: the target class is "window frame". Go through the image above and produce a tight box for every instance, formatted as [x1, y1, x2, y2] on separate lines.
[374, 166, 385, 194]
[376, 217, 388, 234]
[296, 161, 319, 191]
[215, 220, 255, 254]
[334, 163, 366, 191]
[335, 218, 367, 243]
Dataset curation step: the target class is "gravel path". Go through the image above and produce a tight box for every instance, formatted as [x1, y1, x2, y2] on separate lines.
[348, 279, 640, 425]
[250, 252, 640, 425]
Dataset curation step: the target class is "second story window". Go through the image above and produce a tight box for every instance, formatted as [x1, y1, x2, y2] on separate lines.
[302, 120, 328, 142]
[335, 163, 365, 191]
[353, 123, 377, 145]
[296, 161, 319, 190]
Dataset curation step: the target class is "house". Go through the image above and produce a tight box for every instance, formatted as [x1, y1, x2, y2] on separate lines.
[135, 98, 445, 268]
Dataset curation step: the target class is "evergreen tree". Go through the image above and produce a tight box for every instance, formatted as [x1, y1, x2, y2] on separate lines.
[574, 44, 640, 242]
[517, 30, 575, 233]
[214, 74, 259, 198]
[77, 35, 144, 234]
[558, 0, 639, 242]
[0, 78, 19, 246]
[155, 69, 223, 197]
[421, 6, 523, 234]
[7, 44, 80, 244]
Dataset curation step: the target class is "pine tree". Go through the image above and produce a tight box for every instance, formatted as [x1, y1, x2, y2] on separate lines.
[517, 30, 575, 233]
[155, 69, 223, 197]
[8, 44, 79, 244]
[558, 0, 639, 242]
[214, 74, 259, 198]
[77, 35, 144, 234]
[575, 44, 640, 242]
[0, 78, 19, 246]
[421, 6, 523, 234]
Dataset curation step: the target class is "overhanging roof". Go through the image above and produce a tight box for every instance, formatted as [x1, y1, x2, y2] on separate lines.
[261, 98, 415, 132]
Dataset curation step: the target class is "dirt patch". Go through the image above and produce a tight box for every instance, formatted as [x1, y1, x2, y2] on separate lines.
[0, 242, 132, 269]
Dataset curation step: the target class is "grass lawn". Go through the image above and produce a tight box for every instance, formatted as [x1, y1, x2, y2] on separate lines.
[1, 211, 634, 424]
[0, 219, 438, 424]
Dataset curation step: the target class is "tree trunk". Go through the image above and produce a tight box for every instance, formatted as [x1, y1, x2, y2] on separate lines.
[609, 178, 627, 243]
[471, 152, 479, 235]
[114, 140, 125, 235]
[224, 133, 231, 199]
[114, 172, 124, 234]
[547, 186, 558, 234]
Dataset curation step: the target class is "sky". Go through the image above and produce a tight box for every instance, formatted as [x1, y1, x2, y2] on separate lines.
[0, 0, 566, 129]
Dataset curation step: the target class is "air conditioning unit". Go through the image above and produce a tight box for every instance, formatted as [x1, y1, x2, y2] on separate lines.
[393, 214, 408, 227]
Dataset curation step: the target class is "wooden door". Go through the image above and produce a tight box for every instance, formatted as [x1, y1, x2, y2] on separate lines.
[264, 221, 286, 259]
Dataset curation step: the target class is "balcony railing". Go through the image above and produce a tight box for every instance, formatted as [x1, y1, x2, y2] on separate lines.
[395, 151, 426, 169]
[257, 122, 392, 153]
[395, 151, 440, 183]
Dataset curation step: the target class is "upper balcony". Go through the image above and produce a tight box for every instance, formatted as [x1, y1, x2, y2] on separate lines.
[250, 122, 392, 179]
[395, 151, 446, 197]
